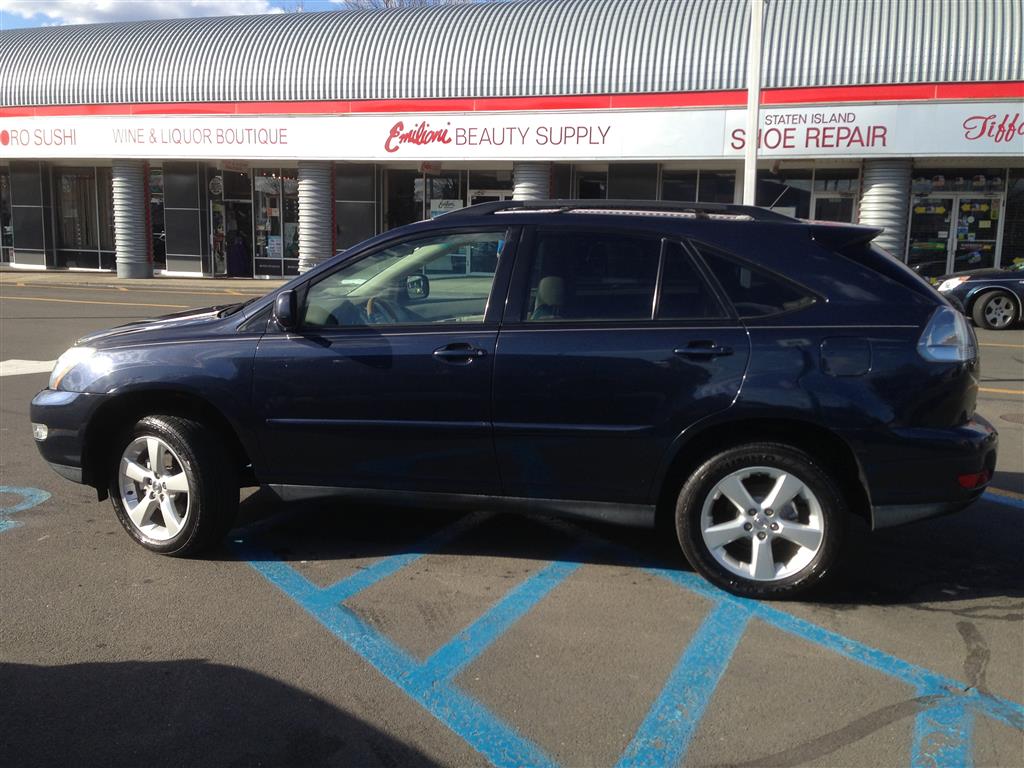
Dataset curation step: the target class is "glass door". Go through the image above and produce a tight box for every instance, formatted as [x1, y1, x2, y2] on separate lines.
[952, 197, 1000, 273]
[908, 194, 1003, 277]
[907, 196, 955, 278]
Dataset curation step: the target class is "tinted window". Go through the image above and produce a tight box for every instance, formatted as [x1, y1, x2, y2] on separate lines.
[524, 231, 660, 322]
[303, 229, 505, 328]
[657, 242, 727, 320]
[694, 243, 814, 317]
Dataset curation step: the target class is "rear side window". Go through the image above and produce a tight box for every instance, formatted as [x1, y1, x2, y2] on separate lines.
[523, 230, 660, 322]
[693, 242, 815, 318]
[657, 241, 727, 320]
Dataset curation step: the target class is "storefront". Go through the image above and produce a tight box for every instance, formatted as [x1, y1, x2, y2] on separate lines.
[1, 0, 1022, 278]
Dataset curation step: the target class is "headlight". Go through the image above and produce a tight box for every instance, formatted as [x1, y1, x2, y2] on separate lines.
[49, 346, 96, 390]
[937, 276, 970, 292]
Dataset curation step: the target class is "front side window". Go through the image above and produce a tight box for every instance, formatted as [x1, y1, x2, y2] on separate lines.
[523, 230, 661, 322]
[302, 229, 506, 328]
[694, 242, 815, 318]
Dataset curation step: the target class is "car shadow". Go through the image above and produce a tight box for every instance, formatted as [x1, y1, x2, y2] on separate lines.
[0, 659, 438, 768]
[221, 487, 1023, 612]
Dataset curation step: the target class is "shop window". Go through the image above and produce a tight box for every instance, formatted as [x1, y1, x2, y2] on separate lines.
[608, 164, 658, 199]
[812, 169, 859, 222]
[576, 171, 607, 199]
[336, 163, 378, 250]
[697, 171, 736, 204]
[1002, 169, 1024, 266]
[911, 169, 1006, 195]
[0, 170, 11, 263]
[254, 168, 298, 277]
[149, 168, 166, 269]
[756, 169, 812, 218]
[386, 169, 423, 230]
[426, 171, 464, 218]
[551, 165, 572, 199]
[56, 167, 98, 251]
[97, 167, 114, 253]
[661, 171, 698, 202]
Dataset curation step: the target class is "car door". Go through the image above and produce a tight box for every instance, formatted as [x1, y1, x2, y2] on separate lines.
[252, 225, 518, 494]
[492, 226, 750, 503]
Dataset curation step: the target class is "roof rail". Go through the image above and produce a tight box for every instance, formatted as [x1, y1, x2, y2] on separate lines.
[439, 199, 797, 223]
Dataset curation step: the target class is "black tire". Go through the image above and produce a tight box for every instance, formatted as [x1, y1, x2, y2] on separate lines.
[675, 442, 846, 599]
[971, 290, 1019, 330]
[109, 415, 238, 555]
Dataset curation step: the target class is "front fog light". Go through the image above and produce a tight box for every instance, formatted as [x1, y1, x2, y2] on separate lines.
[32, 423, 48, 441]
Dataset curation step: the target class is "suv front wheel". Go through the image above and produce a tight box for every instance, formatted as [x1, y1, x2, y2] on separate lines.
[675, 443, 846, 599]
[109, 415, 238, 555]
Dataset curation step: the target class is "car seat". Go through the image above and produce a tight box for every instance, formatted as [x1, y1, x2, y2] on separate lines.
[531, 276, 565, 320]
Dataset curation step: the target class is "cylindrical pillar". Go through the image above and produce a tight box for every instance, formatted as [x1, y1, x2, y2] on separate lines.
[297, 161, 333, 273]
[112, 160, 151, 278]
[512, 162, 551, 200]
[858, 159, 912, 258]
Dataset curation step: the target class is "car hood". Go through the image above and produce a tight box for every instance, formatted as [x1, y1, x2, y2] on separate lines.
[937, 268, 1009, 281]
[75, 304, 234, 348]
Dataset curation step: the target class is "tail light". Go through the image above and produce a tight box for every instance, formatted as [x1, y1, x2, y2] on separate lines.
[917, 307, 978, 363]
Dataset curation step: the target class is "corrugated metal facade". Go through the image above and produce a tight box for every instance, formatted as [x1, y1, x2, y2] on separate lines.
[1, 0, 1021, 108]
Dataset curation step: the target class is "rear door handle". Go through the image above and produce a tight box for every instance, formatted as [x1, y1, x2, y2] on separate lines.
[674, 341, 734, 358]
[433, 343, 488, 362]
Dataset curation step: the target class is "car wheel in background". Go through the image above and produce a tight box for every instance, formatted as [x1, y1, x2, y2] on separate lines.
[972, 290, 1019, 330]
[675, 443, 846, 599]
[109, 415, 238, 555]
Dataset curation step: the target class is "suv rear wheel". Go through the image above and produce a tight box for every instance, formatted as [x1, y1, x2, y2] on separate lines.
[109, 415, 238, 555]
[675, 443, 845, 599]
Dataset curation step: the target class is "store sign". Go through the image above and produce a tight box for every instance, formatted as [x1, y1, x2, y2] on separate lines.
[1, 101, 1021, 161]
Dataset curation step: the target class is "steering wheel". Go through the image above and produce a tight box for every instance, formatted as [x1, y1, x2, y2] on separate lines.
[364, 296, 403, 324]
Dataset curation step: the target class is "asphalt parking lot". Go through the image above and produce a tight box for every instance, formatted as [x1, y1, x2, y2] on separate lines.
[1, 274, 1022, 767]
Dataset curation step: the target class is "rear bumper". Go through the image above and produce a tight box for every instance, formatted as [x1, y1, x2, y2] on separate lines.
[857, 416, 998, 530]
[30, 389, 108, 486]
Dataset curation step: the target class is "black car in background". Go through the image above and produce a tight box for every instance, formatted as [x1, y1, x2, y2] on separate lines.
[31, 201, 997, 599]
[935, 261, 1024, 330]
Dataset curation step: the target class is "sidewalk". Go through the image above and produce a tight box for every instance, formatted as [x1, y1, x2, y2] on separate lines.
[0, 266, 287, 294]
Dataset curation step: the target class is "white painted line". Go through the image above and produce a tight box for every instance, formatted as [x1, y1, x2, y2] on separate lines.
[0, 360, 56, 377]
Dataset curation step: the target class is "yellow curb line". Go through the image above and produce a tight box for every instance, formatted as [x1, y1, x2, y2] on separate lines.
[0, 295, 189, 309]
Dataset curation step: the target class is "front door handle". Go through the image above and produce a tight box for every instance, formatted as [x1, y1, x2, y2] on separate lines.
[433, 343, 488, 363]
[674, 341, 734, 358]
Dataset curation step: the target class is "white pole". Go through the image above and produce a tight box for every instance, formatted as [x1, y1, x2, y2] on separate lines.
[743, 0, 764, 206]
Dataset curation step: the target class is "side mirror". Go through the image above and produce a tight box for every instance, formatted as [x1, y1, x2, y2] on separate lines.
[274, 289, 298, 331]
[406, 273, 430, 300]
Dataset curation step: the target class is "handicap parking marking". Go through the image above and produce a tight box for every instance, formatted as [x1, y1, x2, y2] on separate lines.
[983, 490, 1024, 510]
[0, 486, 51, 533]
[240, 511, 1024, 768]
[238, 512, 568, 768]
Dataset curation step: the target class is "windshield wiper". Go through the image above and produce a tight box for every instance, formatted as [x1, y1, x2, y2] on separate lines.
[218, 297, 258, 317]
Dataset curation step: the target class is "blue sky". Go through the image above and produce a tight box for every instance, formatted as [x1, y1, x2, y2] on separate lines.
[0, 0, 346, 30]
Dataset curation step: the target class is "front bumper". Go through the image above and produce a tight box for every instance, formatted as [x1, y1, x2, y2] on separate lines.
[30, 389, 108, 486]
[857, 416, 998, 529]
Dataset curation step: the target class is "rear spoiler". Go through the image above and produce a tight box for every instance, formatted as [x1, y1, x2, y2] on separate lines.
[808, 223, 885, 251]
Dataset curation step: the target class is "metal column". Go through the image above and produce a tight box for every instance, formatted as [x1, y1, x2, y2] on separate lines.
[858, 159, 912, 258]
[512, 162, 551, 200]
[112, 160, 151, 278]
[297, 161, 333, 273]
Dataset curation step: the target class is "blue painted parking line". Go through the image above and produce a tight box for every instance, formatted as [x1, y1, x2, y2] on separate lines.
[616, 600, 751, 768]
[984, 491, 1024, 510]
[239, 513, 572, 768]
[240, 508, 1023, 768]
[0, 486, 51, 533]
[413, 559, 580, 686]
[912, 695, 974, 768]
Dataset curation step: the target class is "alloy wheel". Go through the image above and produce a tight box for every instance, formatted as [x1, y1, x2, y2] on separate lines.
[118, 436, 191, 541]
[700, 466, 825, 582]
[984, 295, 1016, 329]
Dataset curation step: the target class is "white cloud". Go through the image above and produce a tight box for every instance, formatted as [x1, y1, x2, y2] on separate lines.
[0, 0, 288, 26]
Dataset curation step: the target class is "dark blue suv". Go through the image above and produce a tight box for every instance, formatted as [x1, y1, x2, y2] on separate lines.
[31, 201, 998, 598]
